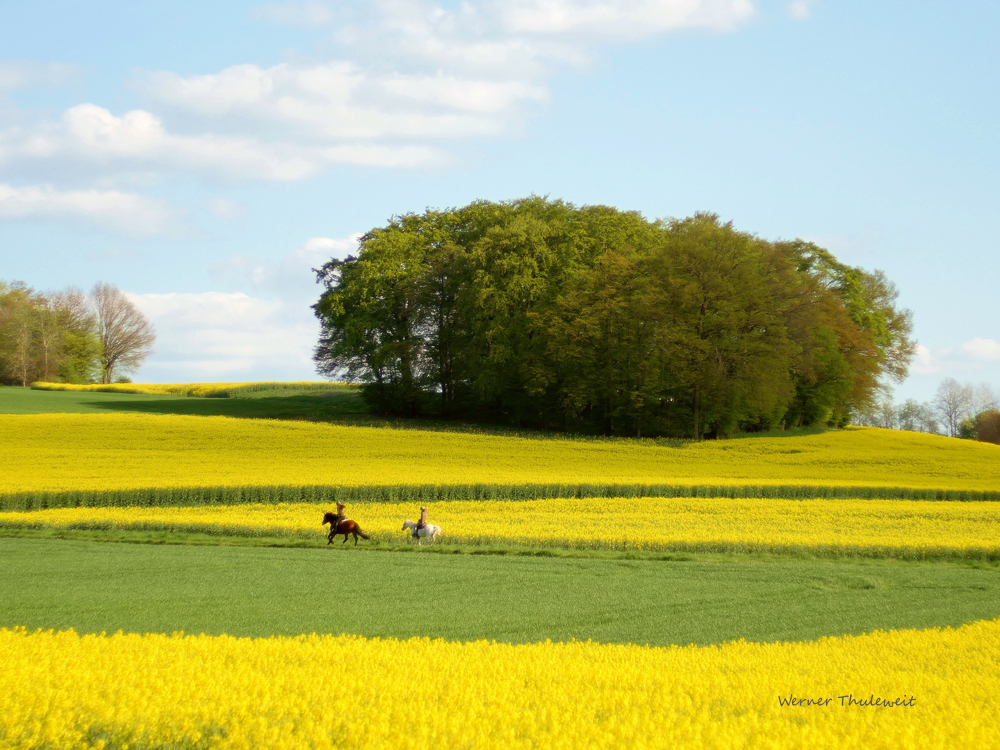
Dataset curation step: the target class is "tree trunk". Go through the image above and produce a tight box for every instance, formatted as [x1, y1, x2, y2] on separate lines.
[693, 383, 701, 440]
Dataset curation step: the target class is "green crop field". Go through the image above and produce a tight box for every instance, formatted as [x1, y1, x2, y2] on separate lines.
[0, 383, 369, 421]
[2, 537, 998, 646]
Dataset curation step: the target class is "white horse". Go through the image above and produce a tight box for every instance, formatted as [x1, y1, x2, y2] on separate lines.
[402, 519, 442, 545]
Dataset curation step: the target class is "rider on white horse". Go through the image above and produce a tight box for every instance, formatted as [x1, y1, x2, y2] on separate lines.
[413, 506, 427, 539]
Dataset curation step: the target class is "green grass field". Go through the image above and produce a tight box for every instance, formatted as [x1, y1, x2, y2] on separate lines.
[0, 384, 372, 422]
[2, 537, 998, 646]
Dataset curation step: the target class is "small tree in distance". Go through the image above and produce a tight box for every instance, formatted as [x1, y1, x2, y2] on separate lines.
[92, 282, 155, 384]
[933, 378, 973, 437]
[978, 410, 1000, 444]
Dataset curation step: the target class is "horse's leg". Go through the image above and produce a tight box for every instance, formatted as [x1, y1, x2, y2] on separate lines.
[353, 530, 359, 546]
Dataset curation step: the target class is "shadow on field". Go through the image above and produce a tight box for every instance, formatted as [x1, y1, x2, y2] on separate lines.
[84, 390, 374, 423]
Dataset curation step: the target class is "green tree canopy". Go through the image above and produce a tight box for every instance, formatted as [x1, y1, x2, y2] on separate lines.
[0, 282, 102, 386]
[314, 198, 915, 438]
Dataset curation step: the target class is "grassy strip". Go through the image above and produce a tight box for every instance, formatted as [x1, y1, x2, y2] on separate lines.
[3, 526, 999, 567]
[0, 522, 1000, 564]
[3, 482, 998, 513]
[3, 536, 1000, 646]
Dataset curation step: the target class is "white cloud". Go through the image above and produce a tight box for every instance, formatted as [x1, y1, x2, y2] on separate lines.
[962, 338, 1000, 362]
[128, 291, 321, 380]
[1, 0, 756, 191]
[131, 237, 360, 379]
[205, 198, 245, 220]
[0, 62, 77, 91]
[252, 1, 335, 26]
[0, 183, 173, 236]
[210, 234, 360, 299]
[786, 0, 812, 20]
[0, 103, 440, 182]
[497, 0, 756, 37]
[910, 338, 1000, 375]
[139, 63, 547, 141]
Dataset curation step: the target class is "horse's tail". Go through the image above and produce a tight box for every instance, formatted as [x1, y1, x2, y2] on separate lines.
[357, 524, 370, 540]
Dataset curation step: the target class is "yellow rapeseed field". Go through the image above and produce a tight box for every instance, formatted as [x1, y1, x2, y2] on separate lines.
[30, 381, 337, 397]
[2, 620, 997, 750]
[2, 413, 998, 495]
[4, 497, 998, 558]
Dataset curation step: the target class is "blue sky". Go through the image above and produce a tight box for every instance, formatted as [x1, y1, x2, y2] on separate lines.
[1, 0, 997, 402]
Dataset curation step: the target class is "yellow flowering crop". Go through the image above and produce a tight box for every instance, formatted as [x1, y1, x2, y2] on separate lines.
[4, 496, 998, 559]
[2, 413, 998, 496]
[30, 381, 339, 397]
[1, 619, 998, 750]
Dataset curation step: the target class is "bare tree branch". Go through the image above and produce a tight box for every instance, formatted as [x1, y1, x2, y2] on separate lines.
[91, 282, 155, 383]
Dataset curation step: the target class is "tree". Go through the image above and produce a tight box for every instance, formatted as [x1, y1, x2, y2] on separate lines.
[897, 398, 939, 434]
[312, 199, 916, 437]
[91, 282, 155, 384]
[647, 215, 799, 438]
[933, 378, 973, 437]
[972, 383, 999, 415]
[49, 287, 102, 383]
[977, 409, 1000, 444]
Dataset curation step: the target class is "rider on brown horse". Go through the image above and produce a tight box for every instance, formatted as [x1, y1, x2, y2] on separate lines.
[330, 502, 347, 533]
[323, 502, 370, 545]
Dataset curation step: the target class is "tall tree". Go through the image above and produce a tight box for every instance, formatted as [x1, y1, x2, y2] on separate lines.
[934, 378, 973, 437]
[313, 221, 431, 415]
[92, 282, 155, 383]
[647, 214, 797, 438]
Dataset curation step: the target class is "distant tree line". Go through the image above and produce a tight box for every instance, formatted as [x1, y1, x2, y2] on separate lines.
[0, 281, 155, 386]
[313, 197, 915, 438]
[857, 378, 1000, 444]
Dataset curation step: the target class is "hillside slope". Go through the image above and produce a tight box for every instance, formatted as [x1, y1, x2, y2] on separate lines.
[2, 413, 997, 496]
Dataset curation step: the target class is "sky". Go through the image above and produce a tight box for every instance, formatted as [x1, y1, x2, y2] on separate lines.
[1, 0, 998, 403]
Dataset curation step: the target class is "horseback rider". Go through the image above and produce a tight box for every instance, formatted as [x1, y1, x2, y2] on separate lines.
[332, 501, 347, 532]
[413, 505, 427, 538]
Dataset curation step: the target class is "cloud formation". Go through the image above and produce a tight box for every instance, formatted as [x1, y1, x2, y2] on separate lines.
[4, 0, 756, 191]
[0, 103, 438, 183]
[125, 236, 358, 380]
[496, 0, 755, 36]
[252, 1, 335, 26]
[139, 63, 545, 141]
[128, 291, 321, 380]
[786, 1, 812, 21]
[0, 183, 172, 236]
[962, 338, 1000, 362]
[911, 338, 1000, 375]
[0, 62, 77, 91]
[210, 234, 359, 299]
[0, 1, 758, 241]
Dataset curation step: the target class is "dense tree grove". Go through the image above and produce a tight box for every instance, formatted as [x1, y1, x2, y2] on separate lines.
[314, 198, 915, 438]
[0, 281, 154, 386]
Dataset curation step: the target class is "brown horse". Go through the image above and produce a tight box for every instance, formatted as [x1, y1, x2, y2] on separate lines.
[322, 511, 371, 546]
